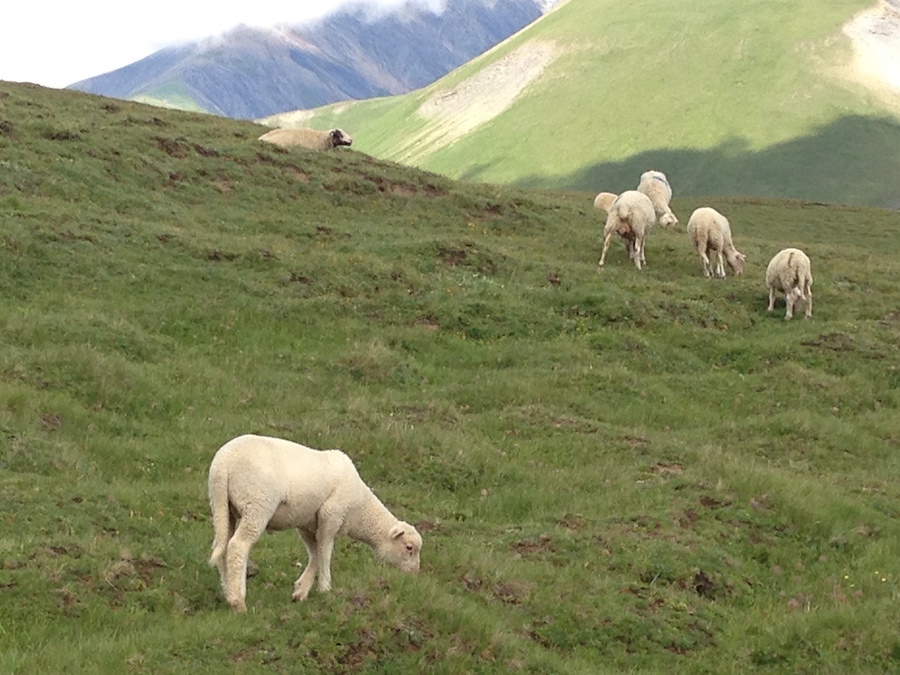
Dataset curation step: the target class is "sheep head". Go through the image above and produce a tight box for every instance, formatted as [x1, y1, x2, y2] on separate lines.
[330, 129, 353, 147]
[660, 212, 679, 228]
[726, 250, 747, 275]
[593, 192, 617, 213]
[786, 285, 808, 305]
[376, 521, 422, 573]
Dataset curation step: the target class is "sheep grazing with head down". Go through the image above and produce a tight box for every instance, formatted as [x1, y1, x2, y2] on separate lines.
[597, 190, 656, 270]
[686, 207, 746, 278]
[258, 127, 353, 151]
[637, 170, 678, 227]
[766, 248, 813, 320]
[208, 434, 422, 613]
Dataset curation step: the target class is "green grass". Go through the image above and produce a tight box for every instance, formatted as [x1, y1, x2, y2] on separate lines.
[1, 81, 899, 673]
[288, 0, 900, 207]
[132, 80, 209, 114]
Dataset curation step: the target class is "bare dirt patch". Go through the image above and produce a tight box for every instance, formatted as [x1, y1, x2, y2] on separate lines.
[396, 40, 561, 163]
[842, 1, 900, 106]
[257, 108, 317, 129]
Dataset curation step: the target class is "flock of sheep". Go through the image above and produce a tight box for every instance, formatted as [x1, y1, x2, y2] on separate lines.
[255, 127, 814, 322]
[207, 138, 819, 614]
[594, 170, 814, 321]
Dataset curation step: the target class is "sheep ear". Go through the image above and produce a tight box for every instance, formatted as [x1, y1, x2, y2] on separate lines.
[389, 523, 407, 539]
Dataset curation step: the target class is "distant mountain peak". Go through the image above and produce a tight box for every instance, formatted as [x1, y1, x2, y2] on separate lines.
[68, 0, 548, 119]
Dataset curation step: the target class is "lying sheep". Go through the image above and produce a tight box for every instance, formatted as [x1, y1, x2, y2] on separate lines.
[686, 207, 746, 278]
[208, 434, 422, 613]
[766, 248, 813, 320]
[598, 190, 656, 270]
[637, 170, 678, 227]
[258, 127, 353, 151]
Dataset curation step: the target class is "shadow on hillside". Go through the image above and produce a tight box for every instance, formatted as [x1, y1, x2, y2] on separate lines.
[511, 115, 900, 209]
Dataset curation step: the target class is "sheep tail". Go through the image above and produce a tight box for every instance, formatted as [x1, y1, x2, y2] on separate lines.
[208, 467, 231, 568]
[800, 274, 811, 301]
[615, 204, 633, 236]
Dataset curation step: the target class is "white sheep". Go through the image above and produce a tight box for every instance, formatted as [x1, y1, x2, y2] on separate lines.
[208, 434, 422, 613]
[686, 207, 746, 278]
[594, 191, 633, 259]
[766, 248, 813, 320]
[637, 170, 678, 227]
[258, 127, 353, 151]
[597, 190, 656, 270]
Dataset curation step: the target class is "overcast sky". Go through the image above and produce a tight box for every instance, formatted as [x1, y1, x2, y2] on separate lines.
[0, 0, 448, 88]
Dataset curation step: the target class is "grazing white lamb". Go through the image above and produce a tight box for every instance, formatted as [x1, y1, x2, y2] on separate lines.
[686, 207, 746, 278]
[766, 248, 813, 320]
[637, 170, 678, 227]
[208, 434, 422, 613]
[598, 190, 656, 270]
[258, 127, 353, 151]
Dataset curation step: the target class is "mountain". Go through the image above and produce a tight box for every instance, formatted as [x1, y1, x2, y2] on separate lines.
[68, 0, 550, 119]
[271, 0, 900, 208]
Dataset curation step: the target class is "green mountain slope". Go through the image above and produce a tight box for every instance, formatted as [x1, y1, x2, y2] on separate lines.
[272, 0, 900, 207]
[2, 81, 899, 672]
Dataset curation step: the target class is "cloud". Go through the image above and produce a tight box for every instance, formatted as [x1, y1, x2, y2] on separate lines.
[0, 0, 453, 88]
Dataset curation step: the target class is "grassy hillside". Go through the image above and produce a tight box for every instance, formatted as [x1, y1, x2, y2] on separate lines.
[276, 0, 900, 208]
[133, 81, 209, 114]
[2, 81, 900, 673]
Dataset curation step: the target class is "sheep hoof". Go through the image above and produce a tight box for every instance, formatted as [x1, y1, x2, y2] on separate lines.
[291, 590, 310, 602]
[229, 600, 247, 613]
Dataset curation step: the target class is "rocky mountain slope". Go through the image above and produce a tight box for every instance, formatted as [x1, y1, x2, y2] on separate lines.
[281, 0, 900, 208]
[68, 0, 549, 119]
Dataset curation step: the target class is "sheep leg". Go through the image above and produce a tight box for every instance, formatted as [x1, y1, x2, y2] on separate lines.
[598, 232, 616, 268]
[714, 252, 725, 278]
[785, 294, 795, 320]
[767, 288, 776, 312]
[215, 511, 237, 594]
[313, 510, 344, 592]
[805, 287, 813, 318]
[292, 528, 319, 602]
[633, 237, 643, 270]
[698, 251, 712, 277]
[626, 233, 639, 261]
[224, 515, 265, 612]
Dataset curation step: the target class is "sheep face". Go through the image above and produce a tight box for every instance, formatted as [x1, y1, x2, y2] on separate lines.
[727, 251, 746, 275]
[377, 522, 422, 573]
[593, 192, 617, 213]
[786, 285, 808, 305]
[660, 212, 678, 228]
[330, 129, 353, 147]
